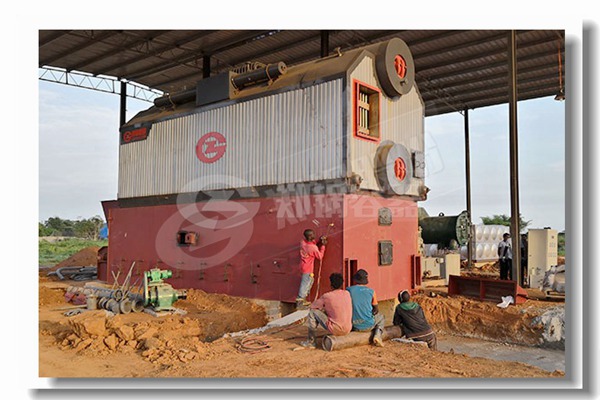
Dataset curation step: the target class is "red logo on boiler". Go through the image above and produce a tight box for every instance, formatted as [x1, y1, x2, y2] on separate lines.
[122, 127, 148, 143]
[196, 132, 227, 164]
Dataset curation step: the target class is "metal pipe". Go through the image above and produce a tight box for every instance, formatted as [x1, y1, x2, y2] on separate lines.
[131, 298, 145, 313]
[230, 62, 287, 91]
[68, 285, 143, 301]
[119, 299, 133, 314]
[507, 30, 522, 284]
[464, 108, 473, 268]
[153, 88, 197, 108]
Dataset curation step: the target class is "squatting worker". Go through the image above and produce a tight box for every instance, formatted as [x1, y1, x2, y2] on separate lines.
[346, 269, 385, 347]
[296, 229, 326, 305]
[393, 290, 437, 350]
[301, 273, 353, 348]
[498, 232, 513, 280]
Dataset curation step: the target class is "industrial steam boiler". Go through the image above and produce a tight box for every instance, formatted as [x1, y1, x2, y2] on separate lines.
[102, 37, 427, 304]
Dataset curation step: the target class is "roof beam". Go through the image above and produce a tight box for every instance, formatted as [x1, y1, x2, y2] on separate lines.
[228, 32, 321, 66]
[422, 72, 558, 102]
[415, 31, 510, 61]
[151, 30, 411, 89]
[40, 30, 123, 66]
[406, 29, 468, 47]
[417, 33, 558, 74]
[39, 30, 72, 47]
[419, 47, 559, 85]
[427, 81, 559, 108]
[126, 30, 279, 81]
[279, 30, 406, 68]
[67, 30, 172, 71]
[424, 87, 557, 117]
[152, 32, 323, 88]
[420, 62, 558, 99]
[97, 30, 218, 75]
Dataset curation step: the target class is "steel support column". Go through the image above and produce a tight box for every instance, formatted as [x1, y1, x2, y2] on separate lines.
[507, 30, 522, 284]
[464, 108, 473, 268]
[119, 80, 127, 128]
[320, 30, 329, 58]
[203, 55, 211, 78]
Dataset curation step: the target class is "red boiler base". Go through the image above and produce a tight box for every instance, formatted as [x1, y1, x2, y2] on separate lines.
[104, 192, 420, 303]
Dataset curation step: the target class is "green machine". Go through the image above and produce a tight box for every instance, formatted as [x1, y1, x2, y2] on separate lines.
[143, 268, 187, 311]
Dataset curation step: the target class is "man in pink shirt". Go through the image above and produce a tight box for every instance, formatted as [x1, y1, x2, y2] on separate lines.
[301, 273, 352, 348]
[296, 229, 326, 306]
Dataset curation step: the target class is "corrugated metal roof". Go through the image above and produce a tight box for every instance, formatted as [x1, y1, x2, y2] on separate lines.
[39, 29, 565, 117]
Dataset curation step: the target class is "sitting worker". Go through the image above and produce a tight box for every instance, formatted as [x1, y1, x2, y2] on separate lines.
[393, 290, 437, 350]
[301, 273, 353, 348]
[346, 269, 385, 347]
[296, 229, 326, 306]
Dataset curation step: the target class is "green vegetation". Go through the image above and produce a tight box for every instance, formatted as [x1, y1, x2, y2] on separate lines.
[39, 216, 105, 240]
[558, 232, 565, 256]
[481, 214, 532, 233]
[39, 238, 108, 266]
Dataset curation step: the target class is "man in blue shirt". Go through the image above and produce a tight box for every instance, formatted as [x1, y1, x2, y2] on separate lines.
[346, 269, 385, 347]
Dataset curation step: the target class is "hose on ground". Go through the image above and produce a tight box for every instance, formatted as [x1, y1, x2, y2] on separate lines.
[236, 335, 271, 354]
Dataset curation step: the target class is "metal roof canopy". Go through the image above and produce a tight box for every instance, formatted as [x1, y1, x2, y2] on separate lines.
[39, 29, 565, 117]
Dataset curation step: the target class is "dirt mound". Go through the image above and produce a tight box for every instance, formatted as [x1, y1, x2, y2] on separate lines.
[416, 294, 560, 347]
[58, 313, 220, 363]
[39, 286, 67, 307]
[49, 289, 268, 364]
[53, 246, 99, 269]
[461, 261, 499, 277]
[174, 289, 268, 340]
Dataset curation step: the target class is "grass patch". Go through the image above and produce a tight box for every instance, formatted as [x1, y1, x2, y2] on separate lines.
[39, 238, 108, 266]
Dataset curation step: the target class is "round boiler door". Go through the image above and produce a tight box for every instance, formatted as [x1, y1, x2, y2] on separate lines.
[375, 141, 413, 195]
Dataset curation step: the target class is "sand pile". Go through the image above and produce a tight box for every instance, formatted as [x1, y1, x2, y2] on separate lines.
[53, 246, 99, 270]
[415, 294, 561, 347]
[39, 286, 67, 306]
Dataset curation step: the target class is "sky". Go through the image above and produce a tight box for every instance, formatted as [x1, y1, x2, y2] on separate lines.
[39, 82, 566, 232]
[423, 96, 565, 231]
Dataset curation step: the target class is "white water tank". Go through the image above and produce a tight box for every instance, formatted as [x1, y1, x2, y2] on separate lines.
[475, 225, 484, 241]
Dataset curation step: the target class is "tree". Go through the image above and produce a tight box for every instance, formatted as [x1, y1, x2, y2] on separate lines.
[45, 216, 75, 236]
[38, 222, 53, 237]
[480, 214, 531, 233]
[40, 216, 105, 238]
[73, 216, 105, 240]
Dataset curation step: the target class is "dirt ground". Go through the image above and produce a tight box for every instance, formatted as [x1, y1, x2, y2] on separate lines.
[38, 278, 565, 379]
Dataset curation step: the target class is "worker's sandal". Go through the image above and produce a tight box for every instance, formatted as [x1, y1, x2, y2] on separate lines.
[300, 340, 316, 349]
[373, 330, 384, 347]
